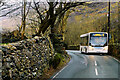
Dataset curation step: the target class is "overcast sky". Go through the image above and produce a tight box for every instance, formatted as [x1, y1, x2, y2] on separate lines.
[3, 0, 119, 2]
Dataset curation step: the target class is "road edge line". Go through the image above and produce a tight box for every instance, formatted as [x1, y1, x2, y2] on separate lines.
[51, 51, 72, 80]
[51, 65, 68, 80]
[109, 56, 120, 63]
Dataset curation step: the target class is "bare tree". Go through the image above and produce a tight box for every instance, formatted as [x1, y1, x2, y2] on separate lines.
[21, 0, 31, 39]
[31, 0, 85, 35]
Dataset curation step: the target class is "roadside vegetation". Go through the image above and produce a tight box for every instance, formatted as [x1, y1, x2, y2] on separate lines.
[41, 53, 70, 79]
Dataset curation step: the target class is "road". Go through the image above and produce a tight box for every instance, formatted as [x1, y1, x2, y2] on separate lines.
[51, 50, 120, 80]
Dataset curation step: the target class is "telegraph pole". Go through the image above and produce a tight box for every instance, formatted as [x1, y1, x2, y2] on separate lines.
[108, 0, 110, 40]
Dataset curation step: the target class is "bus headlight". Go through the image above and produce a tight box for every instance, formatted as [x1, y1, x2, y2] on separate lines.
[103, 46, 108, 50]
[89, 46, 94, 50]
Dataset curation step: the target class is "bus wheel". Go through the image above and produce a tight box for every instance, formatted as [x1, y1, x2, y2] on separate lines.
[81, 48, 83, 53]
[85, 48, 87, 53]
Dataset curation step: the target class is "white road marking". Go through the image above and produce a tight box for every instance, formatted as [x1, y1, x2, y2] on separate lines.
[109, 56, 120, 63]
[95, 68, 98, 75]
[95, 61, 97, 66]
[51, 65, 68, 80]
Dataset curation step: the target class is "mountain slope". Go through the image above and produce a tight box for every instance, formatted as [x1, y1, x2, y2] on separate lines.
[64, 2, 119, 46]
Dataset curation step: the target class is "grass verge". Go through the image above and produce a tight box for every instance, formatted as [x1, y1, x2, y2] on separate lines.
[41, 52, 71, 80]
[111, 54, 120, 62]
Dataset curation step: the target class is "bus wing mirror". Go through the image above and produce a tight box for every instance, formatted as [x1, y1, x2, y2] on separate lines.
[89, 43, 91, 45]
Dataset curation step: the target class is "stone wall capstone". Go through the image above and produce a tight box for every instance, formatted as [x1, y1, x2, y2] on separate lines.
[0, 36, 55, 80]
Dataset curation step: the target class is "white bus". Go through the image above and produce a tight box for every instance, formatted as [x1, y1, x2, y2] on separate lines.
[80, 32, 108, 53]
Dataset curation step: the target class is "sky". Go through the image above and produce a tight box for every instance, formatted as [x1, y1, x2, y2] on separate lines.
[0, 17, 21, 32]
[3, 0, 120, 2]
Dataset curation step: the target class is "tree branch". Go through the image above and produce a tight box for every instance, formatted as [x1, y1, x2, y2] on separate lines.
[55, 2, 84, 16]
[0, 6, 21, 17]
[25, 2, 31, 18]
[33, 0, 43, 23]
[0, 4, 16, 11]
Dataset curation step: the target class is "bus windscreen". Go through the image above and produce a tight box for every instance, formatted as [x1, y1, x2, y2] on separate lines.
[90, 33, 107, 47]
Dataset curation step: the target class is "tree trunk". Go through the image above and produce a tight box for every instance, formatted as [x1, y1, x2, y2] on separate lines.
[21, 0, 26, 40]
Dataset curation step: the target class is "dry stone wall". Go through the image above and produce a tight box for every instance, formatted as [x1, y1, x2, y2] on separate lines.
[0, 36, 55, 80]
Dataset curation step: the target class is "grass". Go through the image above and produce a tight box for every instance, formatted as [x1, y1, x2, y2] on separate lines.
[113, 55, 120, 61]
[41, 52, 71, 79]
[0, 43, 9, 46]
[109, 44, 120, 62]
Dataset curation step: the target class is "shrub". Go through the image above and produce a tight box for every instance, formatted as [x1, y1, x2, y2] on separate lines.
[49, 53, 63, 69]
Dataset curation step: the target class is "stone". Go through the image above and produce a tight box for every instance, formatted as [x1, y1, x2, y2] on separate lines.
[0, 50, 4, 55]
[31, 38, 36, 43]
[1, 47, 8, 53]
[34, 36, 39, 39]
[10, 62, 15, 68]
[11, 53, 15, 55]
[11, 46, 17, 50]
[9, 69, 12, 78]
[32, 72, 36, 76]
[26, 38, 31, 42]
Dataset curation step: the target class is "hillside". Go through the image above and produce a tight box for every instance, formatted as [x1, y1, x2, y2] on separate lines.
[64, 2, 119, 46]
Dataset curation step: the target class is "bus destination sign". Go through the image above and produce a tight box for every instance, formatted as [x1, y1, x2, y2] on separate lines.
[92, 33, 105, 37]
